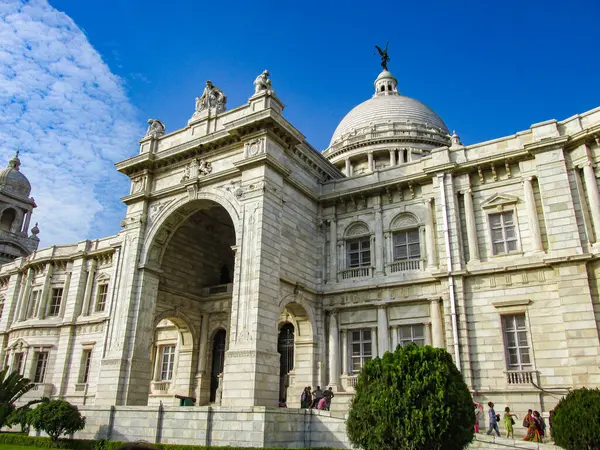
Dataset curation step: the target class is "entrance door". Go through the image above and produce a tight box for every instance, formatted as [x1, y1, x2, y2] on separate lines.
[210, 329, 226, 403]
[277, 323, 295, 403]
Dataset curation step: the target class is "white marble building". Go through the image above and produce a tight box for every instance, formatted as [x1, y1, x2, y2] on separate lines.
[1, 66, 600, 445]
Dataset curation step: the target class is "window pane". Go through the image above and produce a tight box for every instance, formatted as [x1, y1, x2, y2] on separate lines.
[349, 242, 359, 251]
[505, 226, 516, 239]
[412, 325, 424, 339]
[408, 230, 419, 242]
[493, 243, 505, 255]
[363, 343, 372, 356]
[502, 212, 514, 225]
[409, 243, 421, 258]
[507, 240, 518, 252]
[395, 246, 407, 260]
[490, 215, 502, 227]
[491, 229, 504, 241]
[352, 331, 361, 341]
[362, 251, 371, 265]
[516, 315, 526, 328]
[521, 351, 531, 365]
[517, 331, 528, 346]
[508, 349, 519, 366]
[363, 330, 371, 341]
[506, 333, 516, 347]
[393, 233, 407, 245]
[352, 344, 361, 356]
[360, 240, 370, 250]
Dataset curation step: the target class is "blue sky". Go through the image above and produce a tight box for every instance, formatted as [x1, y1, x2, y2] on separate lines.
[1, 0, 599, 247]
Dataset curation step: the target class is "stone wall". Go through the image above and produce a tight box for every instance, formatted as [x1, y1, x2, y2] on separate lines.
[74, 406, 351, 449]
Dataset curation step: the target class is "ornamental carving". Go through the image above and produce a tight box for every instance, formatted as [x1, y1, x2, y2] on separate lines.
[148, 199, 175, 225]
[194, 81, 227, 115]
[244, 138, 266, 158]
[145, 119, 165, 139]
[181, 159, 212, 182]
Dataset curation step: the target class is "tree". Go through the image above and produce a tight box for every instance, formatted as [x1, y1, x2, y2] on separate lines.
[6, 398, 49, 434]
[346, 344, 475, 450]
[0, 367, 34, 429]
[551, 388, 600, 450]
[28, 400, 85, 442]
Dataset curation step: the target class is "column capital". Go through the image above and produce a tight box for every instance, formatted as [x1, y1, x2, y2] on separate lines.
[459, 188, 472, 196]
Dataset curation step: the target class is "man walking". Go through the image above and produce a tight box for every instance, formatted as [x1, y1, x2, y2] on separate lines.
[487, 401, 500, 437]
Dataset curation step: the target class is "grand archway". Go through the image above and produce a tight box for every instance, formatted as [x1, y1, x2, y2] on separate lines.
[145, 199, 237, 406]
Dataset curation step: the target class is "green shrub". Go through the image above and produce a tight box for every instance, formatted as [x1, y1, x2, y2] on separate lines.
[552, 387, 600, 450]
[6, 405, 31, 433]
[346, 344, 474, 450]
[28, 399, 86, 442]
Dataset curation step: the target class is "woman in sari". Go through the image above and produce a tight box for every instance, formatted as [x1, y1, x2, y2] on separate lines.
[473, 402, 482, 433]
[523, 410, 541, 442]
[300, 387, 310, 409]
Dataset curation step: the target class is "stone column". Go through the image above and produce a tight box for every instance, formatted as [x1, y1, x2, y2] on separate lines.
[391, 326, 398, 350]
[367, 152, 374, 172]
[371, 326, 378, 358]
[374, 205, 385, 276]
[37, 263, 53, 320]
[18, 269, 33, 321]
[81, 258, 97, 316]
[424, 323, 432, 346]
[22, 211, 32, 234]
[463, 189, 480, 262]
[389, 149, 396, 167]
[523, 176, 544, 252]
[345, 158, 351, 177]
[198, 313, 210, 373]
[583, 162, 600, 243]
[377, 305, 389, 357]
[329, 218, 338, 282]
[430, 299, 444, 348]
[328, 310, 339, 389]
[425, 198, 437, 269]
[341, 329, 348, 375]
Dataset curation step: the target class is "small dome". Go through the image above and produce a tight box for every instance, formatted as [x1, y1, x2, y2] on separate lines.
[0, 153, 31, 197]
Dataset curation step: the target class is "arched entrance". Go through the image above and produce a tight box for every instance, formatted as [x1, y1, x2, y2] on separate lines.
[210, 329, 226, 403]
[277, 300, 316, 408]
[142, 198, 237, 406]
[278, 323, 295, 403]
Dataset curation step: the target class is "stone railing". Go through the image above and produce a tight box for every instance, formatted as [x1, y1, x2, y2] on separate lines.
[387, 259, 422, 273]
[339, 267, 373, 280]
[340, 374, 358, 392]
[151, 381, 171, 394]
[505, 369, 538, 386]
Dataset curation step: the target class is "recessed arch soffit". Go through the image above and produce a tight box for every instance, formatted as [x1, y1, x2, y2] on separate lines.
[142, 189, 241, 268]
[153, 309, 197, 347]
[344, 221, 370, 238]
[278, 293, 316, 340]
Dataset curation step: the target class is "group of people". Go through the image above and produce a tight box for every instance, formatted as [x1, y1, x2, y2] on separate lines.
[300, 386, 334, 410]
[479, 401, 550, 443]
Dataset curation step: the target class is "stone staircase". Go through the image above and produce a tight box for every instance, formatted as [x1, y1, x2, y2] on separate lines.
[470, 435, 561, 449]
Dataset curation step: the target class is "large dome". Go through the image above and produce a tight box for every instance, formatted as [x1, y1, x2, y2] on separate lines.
[0, 153, 31, 197]
[330, 94, 449, 146]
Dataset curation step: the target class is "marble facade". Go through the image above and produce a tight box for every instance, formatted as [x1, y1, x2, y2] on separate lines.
[0, 68, 599, 445]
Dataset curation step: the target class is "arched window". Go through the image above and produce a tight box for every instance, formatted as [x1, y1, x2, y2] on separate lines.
[344, 222, 371, 269]
[388, 213, 423, 272]
[0, 208, 16, 232]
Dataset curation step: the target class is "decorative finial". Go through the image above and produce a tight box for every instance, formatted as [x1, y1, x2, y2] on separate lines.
[375, 42, 390, 71]
[8, 151, 21, 171]
[450, 130, 463, 148]
[31, 222, 39, 236]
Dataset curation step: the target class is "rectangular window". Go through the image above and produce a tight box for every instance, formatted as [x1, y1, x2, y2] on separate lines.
[347, 238, 371, 268]
[490, 211, 518, 255]
[13, 352, 24, 375]
[33, 351, 48, 383]
[350, 329, 372, 374]
[393, 229, 421, 261]
[160, 345, 176, 381]
[27, 290, 40, 319]
[399, 324, 425, 347]
[47, 288, 63, 317]
[80, 349, 92, 384]
[0, 296, 4, 319]
[95, 284, 108, 312]
[502, 314, 532, 370]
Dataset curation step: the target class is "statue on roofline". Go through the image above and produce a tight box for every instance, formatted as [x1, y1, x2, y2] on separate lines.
[253, 70, 275, 96]
[145, 119, 165, 138]
[375, 42, 390, 71]
[195, 80, 227, 114]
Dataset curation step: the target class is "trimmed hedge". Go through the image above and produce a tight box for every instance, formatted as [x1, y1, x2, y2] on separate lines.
[0, 433, 342, 450]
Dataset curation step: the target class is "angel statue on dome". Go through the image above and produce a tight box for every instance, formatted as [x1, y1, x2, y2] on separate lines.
[375, 42, 390, 71]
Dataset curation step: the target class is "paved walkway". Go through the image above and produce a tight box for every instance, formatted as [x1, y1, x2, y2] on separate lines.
[471, 434, 562, 449]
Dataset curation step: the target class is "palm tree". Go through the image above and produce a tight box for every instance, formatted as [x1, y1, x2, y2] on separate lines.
[0, 367, 34, 430]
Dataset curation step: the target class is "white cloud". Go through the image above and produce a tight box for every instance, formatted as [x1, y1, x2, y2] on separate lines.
[0, 0, 142, 247]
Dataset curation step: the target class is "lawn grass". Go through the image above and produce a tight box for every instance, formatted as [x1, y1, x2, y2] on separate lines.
[0, 445, 40, 450]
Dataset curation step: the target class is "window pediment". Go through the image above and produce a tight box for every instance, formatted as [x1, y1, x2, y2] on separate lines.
[344, 222, 370, 238]
[481, 193, 519, 210]
[389, 212, 420, 230]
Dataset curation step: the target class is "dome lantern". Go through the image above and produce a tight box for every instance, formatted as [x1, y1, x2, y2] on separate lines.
[374, 70, 399, 97]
